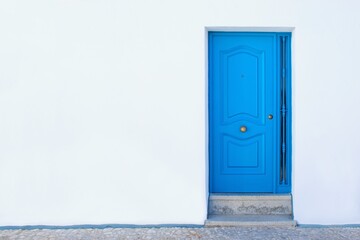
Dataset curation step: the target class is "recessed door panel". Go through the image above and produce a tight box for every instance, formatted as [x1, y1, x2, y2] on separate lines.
[221, 47, 265, 125]
[222, 134, 265, 174]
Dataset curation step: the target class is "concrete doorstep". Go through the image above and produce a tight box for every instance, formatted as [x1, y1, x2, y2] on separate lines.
[206, 194, 296, 227]
[205, 214, 296, 227]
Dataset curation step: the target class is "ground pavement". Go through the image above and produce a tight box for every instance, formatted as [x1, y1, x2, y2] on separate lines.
[0, 226, 359, 239]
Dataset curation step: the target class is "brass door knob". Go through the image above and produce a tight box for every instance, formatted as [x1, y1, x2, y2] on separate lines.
[240, 126, 247, 133]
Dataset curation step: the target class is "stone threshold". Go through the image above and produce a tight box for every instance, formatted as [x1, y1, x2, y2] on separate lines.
[205, 214, 297, 227]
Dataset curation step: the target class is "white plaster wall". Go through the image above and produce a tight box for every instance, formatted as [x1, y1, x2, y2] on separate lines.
[0, 0, 359, 225]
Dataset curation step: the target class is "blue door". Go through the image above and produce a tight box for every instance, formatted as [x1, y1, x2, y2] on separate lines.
[209, 32, 291, 193]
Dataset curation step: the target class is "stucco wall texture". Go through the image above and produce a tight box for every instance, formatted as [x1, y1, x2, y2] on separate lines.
[0, 0, 359, 225]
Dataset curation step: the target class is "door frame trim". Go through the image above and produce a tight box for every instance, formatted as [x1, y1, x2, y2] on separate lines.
[205, 28, 293, 196]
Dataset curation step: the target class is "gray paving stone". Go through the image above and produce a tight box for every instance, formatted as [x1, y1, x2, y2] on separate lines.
[0, 226, 359, 240]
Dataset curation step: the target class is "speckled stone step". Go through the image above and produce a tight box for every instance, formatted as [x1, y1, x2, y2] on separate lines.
[208, 194, 292, 215]
[205, 214, 297, 227]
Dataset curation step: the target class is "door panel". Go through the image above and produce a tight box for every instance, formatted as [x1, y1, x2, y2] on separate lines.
[209, 32, 277, 193]
[223, 46, 264, 123]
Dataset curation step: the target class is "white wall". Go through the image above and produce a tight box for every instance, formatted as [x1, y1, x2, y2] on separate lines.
[0, 0, 359, 226]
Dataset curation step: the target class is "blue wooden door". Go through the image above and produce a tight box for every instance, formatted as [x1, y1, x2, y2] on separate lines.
[209, 32, 289, 193]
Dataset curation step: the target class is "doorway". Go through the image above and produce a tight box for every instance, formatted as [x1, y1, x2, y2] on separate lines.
[208, 32, 291, 193]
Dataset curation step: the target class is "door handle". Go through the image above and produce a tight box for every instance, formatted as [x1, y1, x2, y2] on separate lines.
[268, 114, 273, 120]
[240, 126, 247, 133]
